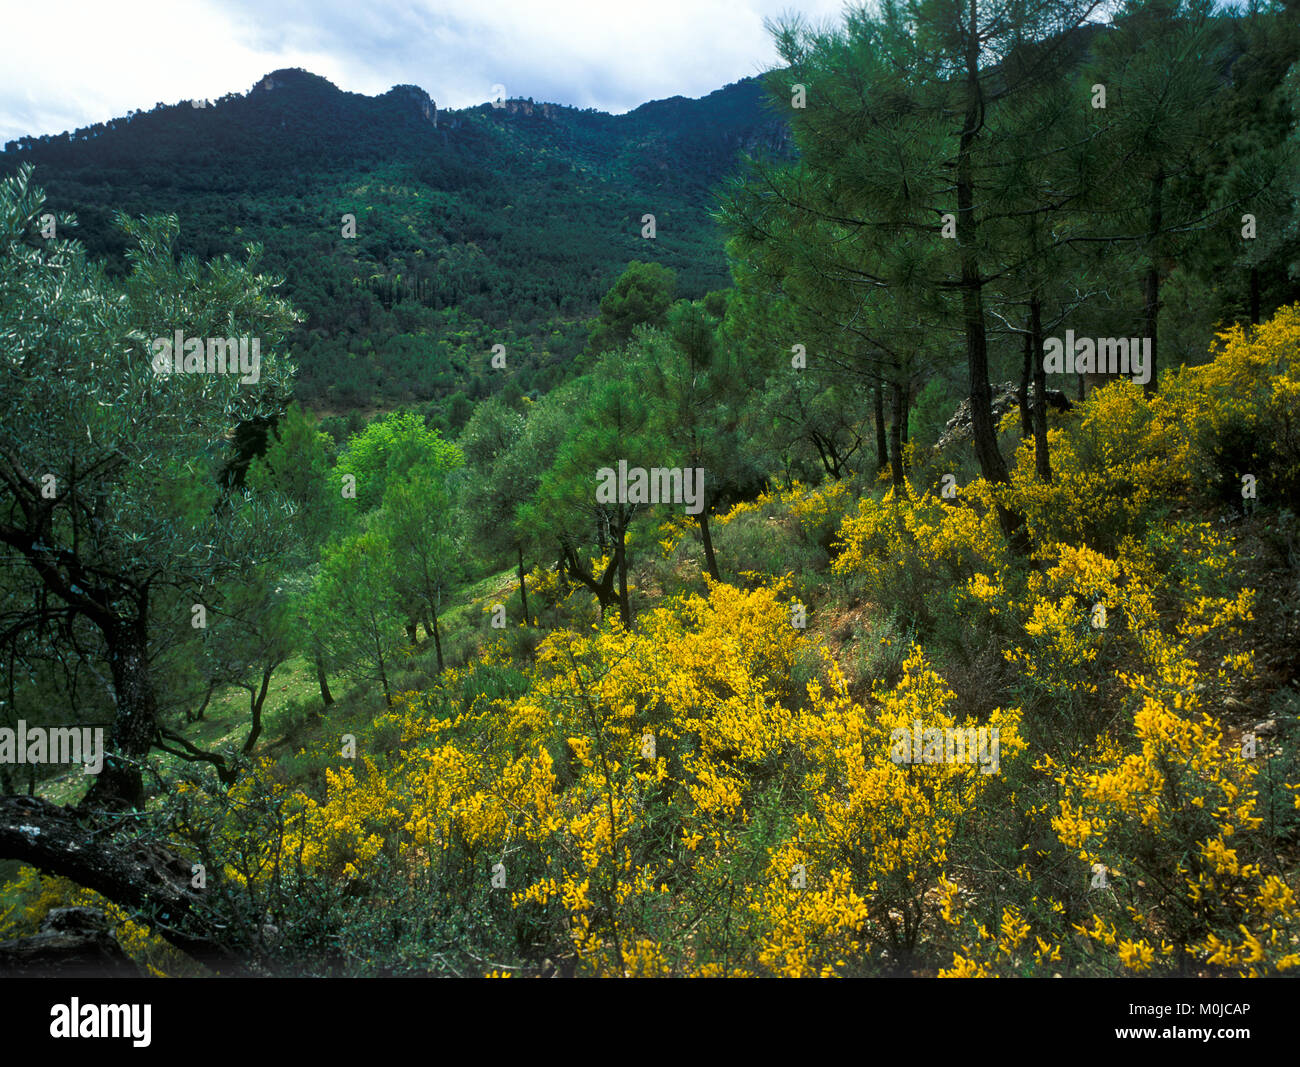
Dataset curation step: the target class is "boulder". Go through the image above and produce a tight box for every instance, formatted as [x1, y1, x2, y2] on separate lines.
[0, 906, 142, 978]
[936, 382, 1073, 451]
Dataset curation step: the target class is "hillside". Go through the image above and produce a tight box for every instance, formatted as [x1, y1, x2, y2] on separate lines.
[0, 68, 790, 418]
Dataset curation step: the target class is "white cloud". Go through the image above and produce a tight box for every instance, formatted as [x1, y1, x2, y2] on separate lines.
[0, 0, 853, 143]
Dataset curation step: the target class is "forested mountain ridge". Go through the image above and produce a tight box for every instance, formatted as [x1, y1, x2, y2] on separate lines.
[0, 68, 790, 419]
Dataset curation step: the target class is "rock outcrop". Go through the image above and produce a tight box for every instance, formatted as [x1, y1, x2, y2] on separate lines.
[936, 382, 1073, 451]
[387, 84, 438, 125]
[497, 99, 557, 120]
[0, 906, 141, 977]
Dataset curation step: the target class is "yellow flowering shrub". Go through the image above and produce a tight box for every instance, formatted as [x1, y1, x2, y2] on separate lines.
[824, 309, 1298, 979]
[1052, 693, 1300, 975]
[748, 647, 1026, 975]
[997, 379, 1188, 553]
[1165, 304, 1300, 507]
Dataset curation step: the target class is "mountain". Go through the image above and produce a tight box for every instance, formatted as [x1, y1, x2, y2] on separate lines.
[1, 69, 792, 421]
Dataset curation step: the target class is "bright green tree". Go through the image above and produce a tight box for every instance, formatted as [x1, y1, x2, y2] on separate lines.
[336, 410, 462, 511]
[246, 401, 343, 706]
[377, 463, 462, 673]
[311, 529, 401, 707]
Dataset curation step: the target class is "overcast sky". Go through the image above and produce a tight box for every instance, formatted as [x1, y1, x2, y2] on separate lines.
[0, 0, 856, 143]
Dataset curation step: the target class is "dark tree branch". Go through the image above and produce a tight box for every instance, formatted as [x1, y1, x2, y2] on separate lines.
[0, 793, 244, 970]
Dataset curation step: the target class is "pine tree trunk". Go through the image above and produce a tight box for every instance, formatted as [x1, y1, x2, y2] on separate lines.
[958, 216, 1009, 490]
[1030, 293, 1051, 483]
[616, 521, 631, 628]
[1019, 324, 1034, 439]
[1143, 168, 1164, 397]
[517, 544, 531, 626]
[957, 80, 1009, 485]
[889, 378, 908, 494]
[698, 509, 720, 580]
[564, 545, 620, 619]
[957, 8, 1027, 551]
[874, 379, 888, 473]
[315, 650, 334, 707]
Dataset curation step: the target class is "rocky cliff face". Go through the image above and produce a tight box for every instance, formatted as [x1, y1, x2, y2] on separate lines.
[387, 84, 439, 125]
[498, 99, 558, 120]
